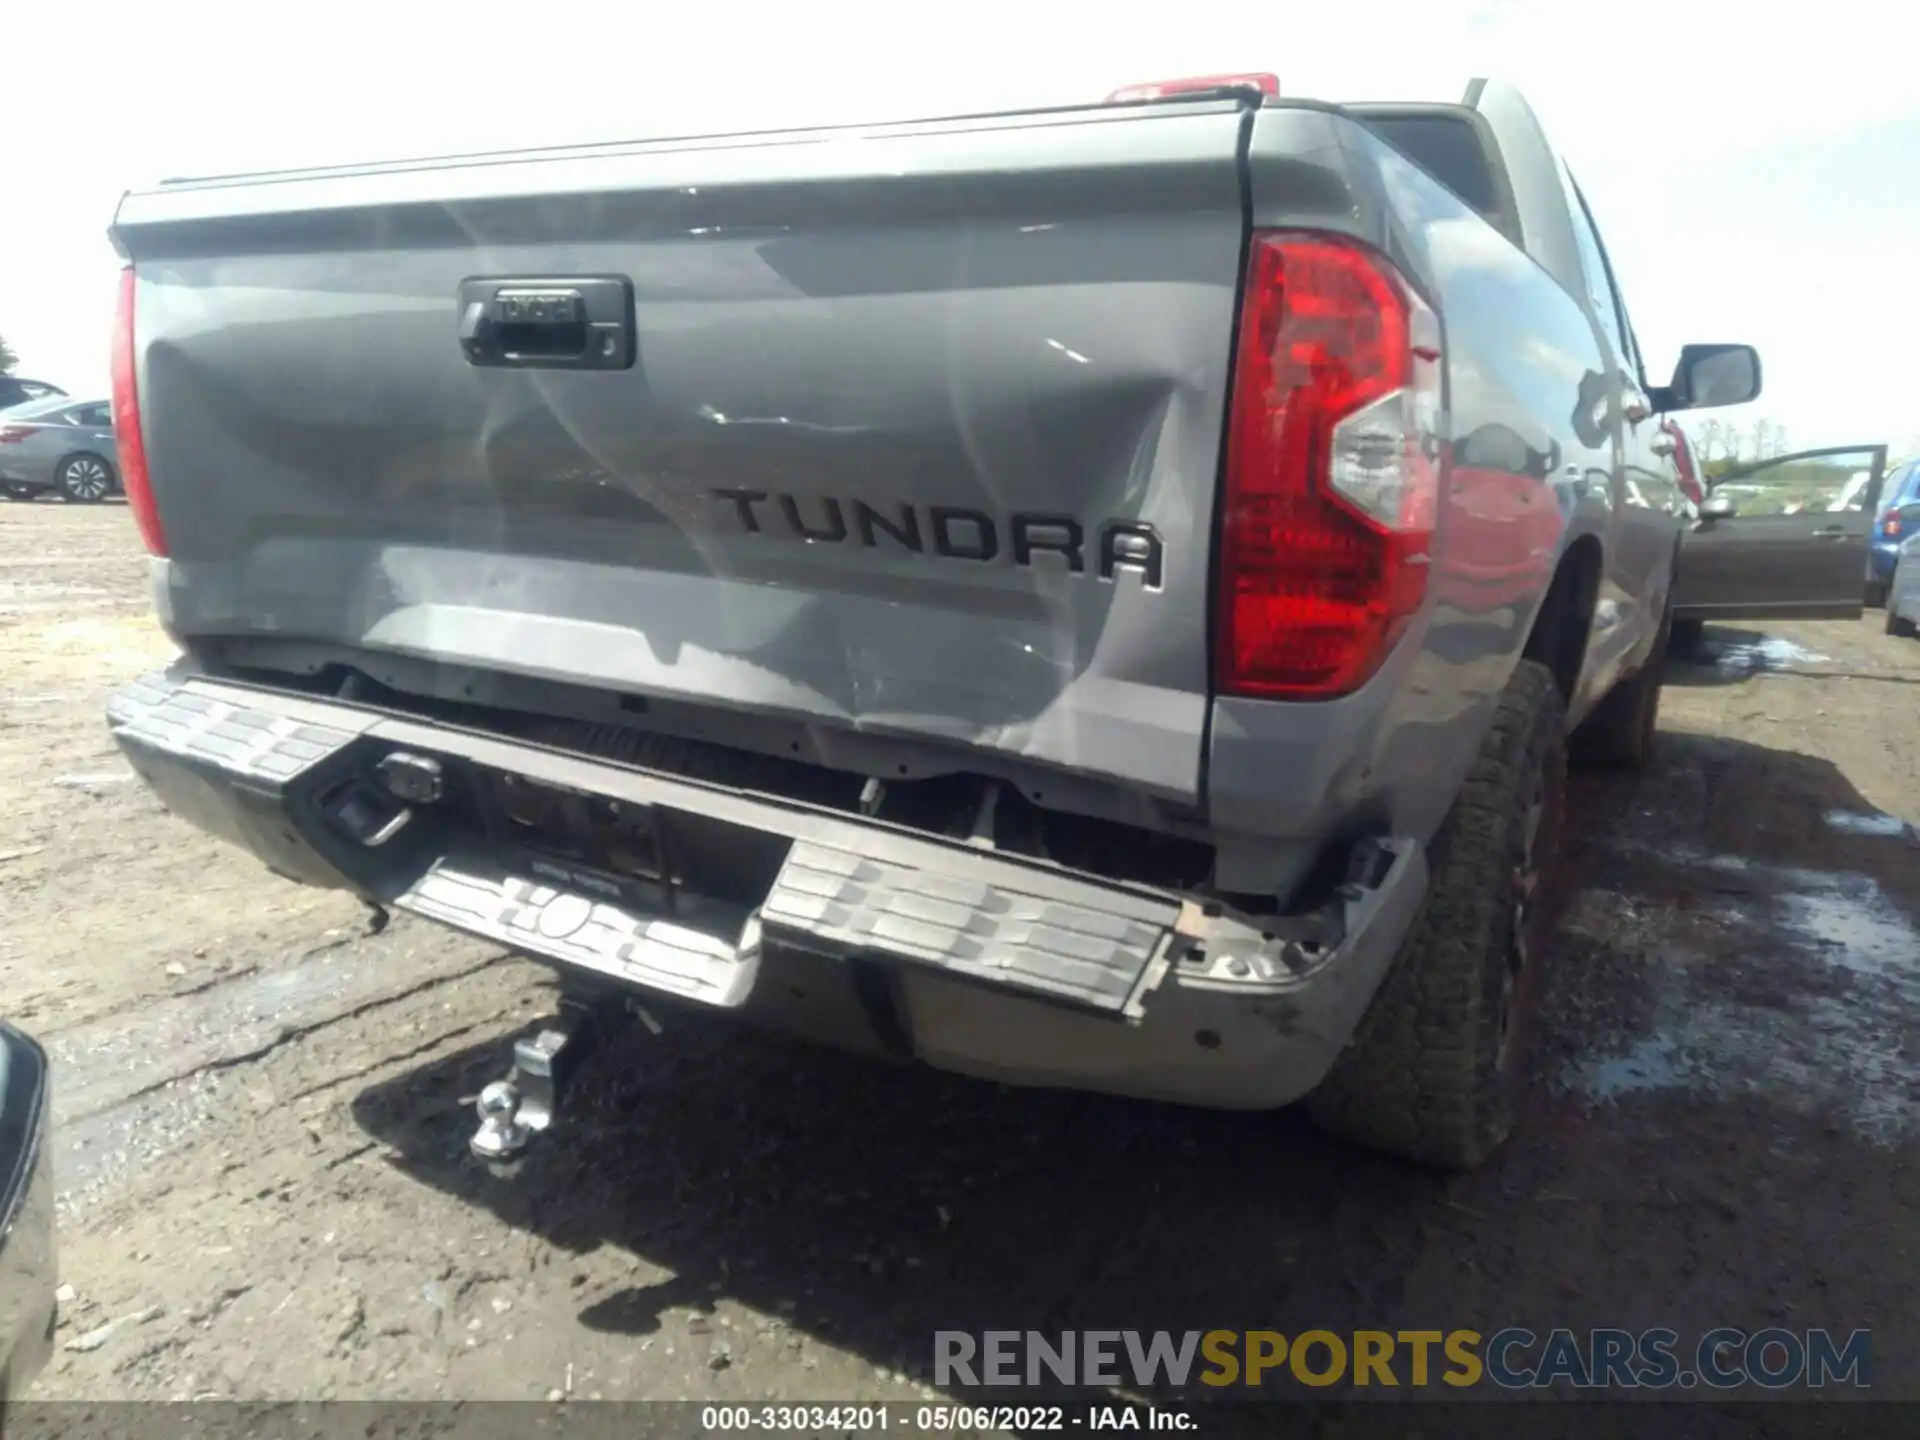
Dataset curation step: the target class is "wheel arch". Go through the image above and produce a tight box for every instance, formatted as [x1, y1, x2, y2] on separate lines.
[1521, 534, 1603, 703]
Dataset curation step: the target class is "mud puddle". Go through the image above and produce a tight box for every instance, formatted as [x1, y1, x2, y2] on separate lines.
[57, 1074, 226, 1215]
[46, 924, 508, 1213]
[1566, 843, 1920, 1142]
[1707, 635, 1834, 676]
[1825, 807, 1917, 841]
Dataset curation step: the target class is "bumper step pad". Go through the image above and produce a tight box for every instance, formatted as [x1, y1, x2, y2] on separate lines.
[107, 674, 359, 782]
[399, 861, 761, 1007]
[765, 841, 1169, 1014]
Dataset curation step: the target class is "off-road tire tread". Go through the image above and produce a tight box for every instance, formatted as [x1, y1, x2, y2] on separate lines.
[1306, 659, 1565, 1170]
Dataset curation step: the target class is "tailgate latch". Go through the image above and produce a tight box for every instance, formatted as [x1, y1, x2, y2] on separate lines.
[457, 275, 634, 371]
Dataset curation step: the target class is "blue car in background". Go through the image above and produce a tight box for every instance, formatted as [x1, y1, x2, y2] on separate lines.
[1869, 457, 1920, 605]
[1887, 500, 1920, 639]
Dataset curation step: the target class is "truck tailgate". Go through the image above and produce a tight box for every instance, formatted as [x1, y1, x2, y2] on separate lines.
[113, 102, 1250, 805]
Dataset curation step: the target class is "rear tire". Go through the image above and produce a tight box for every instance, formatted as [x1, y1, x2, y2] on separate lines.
[1306, 659, 1566, 1170]
[1570, 604, 1669, 770]
[1668, 616, 1705, 653]
[57, 454, 115, 504]
[1889, 606, 1916, 639]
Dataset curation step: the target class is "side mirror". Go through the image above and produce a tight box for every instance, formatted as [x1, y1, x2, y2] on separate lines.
[1663, 344, 1762, 411]
[1701, 492, 1737, 519]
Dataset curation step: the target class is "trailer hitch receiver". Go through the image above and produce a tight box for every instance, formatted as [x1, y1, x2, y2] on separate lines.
[468, 997, 628, 1176]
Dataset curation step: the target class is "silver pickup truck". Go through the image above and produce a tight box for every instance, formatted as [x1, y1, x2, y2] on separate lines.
[105, 77, 1762, 1170]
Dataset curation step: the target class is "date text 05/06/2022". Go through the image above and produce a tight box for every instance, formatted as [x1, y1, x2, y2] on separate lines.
[698, 1405, 1194, 1432]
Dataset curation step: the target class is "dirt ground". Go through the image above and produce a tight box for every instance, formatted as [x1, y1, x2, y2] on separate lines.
[5, 499, 1920, 1417]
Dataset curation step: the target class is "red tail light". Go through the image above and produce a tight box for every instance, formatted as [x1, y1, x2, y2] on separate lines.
[1107, 73, 1279, 103]
[1216, 233, 1441, 699]
[1888, 513, 1904, 538]
[0, 425, 36, 444]
[111, 266, 166, 556]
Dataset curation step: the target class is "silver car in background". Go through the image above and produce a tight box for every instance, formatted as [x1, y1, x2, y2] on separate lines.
[0, 396, 120, 503]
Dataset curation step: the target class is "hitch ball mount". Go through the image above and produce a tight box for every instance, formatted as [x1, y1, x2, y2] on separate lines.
[468, 996, 635, 1177]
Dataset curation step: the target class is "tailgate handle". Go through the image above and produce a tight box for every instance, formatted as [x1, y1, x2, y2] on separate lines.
[457, 276, 634, 371]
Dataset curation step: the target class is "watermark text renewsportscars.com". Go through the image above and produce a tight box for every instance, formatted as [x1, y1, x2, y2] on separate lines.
[934, 1328, 1873, 1391]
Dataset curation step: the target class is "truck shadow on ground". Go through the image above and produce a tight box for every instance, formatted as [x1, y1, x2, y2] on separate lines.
[350, 730, 1920, 1404]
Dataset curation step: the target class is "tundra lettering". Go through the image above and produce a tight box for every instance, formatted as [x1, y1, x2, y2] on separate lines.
[710, 487, 1164, 587]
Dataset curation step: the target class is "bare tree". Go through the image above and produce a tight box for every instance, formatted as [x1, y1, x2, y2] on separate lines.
[0, 334, 16, 376]
[1697, 418, 1724, 462]
[1714, 423, 1743, 465]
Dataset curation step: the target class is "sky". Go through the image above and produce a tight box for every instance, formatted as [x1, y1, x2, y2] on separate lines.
[5, 0, 1914, 459]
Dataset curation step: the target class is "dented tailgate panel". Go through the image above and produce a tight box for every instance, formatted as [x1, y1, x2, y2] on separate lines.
[112, 104, 1249, 804]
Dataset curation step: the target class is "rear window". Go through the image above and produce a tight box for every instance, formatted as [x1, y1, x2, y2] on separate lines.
[0, 394, 74, 421]
[1878, 461, 1916, 511]
[1900, 463, 1920, 502]
[0, 378, 59, 406]
[1356, 113, 1501, 221]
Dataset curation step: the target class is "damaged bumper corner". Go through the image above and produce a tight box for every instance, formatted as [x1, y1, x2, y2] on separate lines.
[894, 838, 1427, 1109]
[105, 667, 1426, 1111]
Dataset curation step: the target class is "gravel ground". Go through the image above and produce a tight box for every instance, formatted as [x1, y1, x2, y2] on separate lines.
[5, 498, 1920, 1419]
